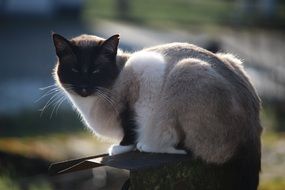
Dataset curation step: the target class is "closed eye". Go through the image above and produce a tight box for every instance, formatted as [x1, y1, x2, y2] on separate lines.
[92, 69, 100, 74]
[72, 68, 79, 73]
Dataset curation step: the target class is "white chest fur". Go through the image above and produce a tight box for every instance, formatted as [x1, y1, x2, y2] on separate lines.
[68, 94, 123, 140]
[125, 51, 166, 133]
[63, 51, 166, 142]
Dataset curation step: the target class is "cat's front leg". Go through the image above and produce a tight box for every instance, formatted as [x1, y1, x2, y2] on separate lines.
[109, 105, 137, 156]
[108, 122, 136, 155]
[108, 144, 135, 155]
[136, 115, 187, 155]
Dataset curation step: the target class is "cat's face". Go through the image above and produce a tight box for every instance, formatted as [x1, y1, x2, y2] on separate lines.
[52, 33, 120, 97]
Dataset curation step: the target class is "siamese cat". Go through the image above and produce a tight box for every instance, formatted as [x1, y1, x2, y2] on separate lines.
[52, 33, 262, 189]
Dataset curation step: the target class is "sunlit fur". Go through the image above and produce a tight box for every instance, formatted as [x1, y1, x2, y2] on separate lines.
[53, 34, 262, 189]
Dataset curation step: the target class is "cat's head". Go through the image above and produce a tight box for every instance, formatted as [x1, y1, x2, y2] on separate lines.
[52, 33, 120, 97]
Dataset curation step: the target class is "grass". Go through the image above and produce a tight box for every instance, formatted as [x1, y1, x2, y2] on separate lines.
[0, 130, 113, 190]
[260, 178, 285, 190]
[0, 110, 114, 190]
[82, 0, 285, 30]
[83, 0, 233, 29]
[0, 174, 52, 190]
[0, 110, 84, 137]
[259, 132, 285, 190]
[0, 175, 20, 190]
[0, 106, 284, 189]
[0, 130, 284, 190]
[0, 133, 113, 161]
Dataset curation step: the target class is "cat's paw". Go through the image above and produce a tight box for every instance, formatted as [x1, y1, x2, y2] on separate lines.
[136, 142, 154, 153]
[136, 142, 187, 154]
[108, 144, 135, 155]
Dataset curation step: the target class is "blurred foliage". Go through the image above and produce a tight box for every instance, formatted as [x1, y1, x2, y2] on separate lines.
[0, 117, 110, 190]
[83, 0, 285, 29]
[260, 178, 285, 190]
[0, 110, 83, 137]
[261, 104, 285, 132]
[84, 0, 232, 28]
[0, 175, 52, 190]
[261, 106, 279, 131]
[0, 175, 20, 190]
[0, 133, 111, 161]
[28, 181, 52, 190]
[0, 109, 284, 190]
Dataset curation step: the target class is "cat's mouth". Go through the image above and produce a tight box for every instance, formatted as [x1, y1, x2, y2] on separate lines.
[75, 88, 93, 97]
[79, 88, 89, 97]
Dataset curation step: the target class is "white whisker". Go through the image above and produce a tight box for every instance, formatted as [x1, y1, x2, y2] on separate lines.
[39, 84, 57, 90]
[50, 94, 65, 119]
[55, 96, 66, 115]
[95, 88, 119, 115]
[39, 91, 62, 117]
[35, 88, 59, 103]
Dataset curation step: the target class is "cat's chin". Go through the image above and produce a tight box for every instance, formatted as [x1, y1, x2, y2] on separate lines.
[77, 94, 95, 98]
[79, 93, 90, 98]
[67, 90, 94, 98]
[67, 91, 95, 98]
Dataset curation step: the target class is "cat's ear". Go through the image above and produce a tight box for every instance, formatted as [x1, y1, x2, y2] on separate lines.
[101, 34, 120, 55]
[52, 33, 74, 58]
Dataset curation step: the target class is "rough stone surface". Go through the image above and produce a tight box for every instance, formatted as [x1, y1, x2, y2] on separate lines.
[129, 159, 242, 190]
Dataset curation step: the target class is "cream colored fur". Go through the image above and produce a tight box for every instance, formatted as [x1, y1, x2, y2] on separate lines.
[55, 37, 262, 164]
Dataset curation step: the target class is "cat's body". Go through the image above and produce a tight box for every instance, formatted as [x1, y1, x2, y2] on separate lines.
[52, 34, 262, 189]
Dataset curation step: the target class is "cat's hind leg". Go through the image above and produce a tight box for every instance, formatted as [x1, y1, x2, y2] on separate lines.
[136, 142, 186, 154]
[136, 113, 186, 155]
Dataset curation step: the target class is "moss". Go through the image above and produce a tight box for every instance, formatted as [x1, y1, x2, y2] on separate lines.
[129, 159, 244, 190]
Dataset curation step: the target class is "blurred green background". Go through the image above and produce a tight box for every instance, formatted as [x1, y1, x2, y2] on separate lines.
[0, 0, 285, 189]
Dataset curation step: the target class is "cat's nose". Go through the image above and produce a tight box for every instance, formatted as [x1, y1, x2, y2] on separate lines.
[79, 88, 89, 97]
[78, 88, 90, 97]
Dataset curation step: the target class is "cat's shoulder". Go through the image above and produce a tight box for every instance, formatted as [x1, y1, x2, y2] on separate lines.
[125, 51, 166, 74]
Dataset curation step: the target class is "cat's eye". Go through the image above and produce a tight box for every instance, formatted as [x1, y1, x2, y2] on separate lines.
[92, 69, 100, 74]
[72, 68, 79, 73]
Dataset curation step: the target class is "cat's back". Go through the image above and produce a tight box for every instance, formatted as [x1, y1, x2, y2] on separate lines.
[144, 42, 217, 64]
[143, 42, 233, 82]
[145, 42, 259, 103]
[126, 42, 216, 79]
[125, 42, 259, 107]
[142, 42, 261, 163]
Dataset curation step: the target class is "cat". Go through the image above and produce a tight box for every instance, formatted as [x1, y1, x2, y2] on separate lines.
[52, 33, 262, 188]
